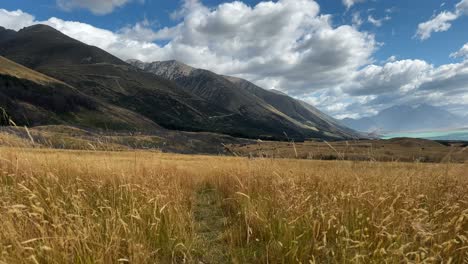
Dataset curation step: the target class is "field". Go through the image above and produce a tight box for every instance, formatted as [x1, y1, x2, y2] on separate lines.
[0, 146, 467, 263]
[2, 125, 468, 164]
[227, 138, 468, 163]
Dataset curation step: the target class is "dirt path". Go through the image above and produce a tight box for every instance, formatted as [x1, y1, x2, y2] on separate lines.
[192, 184, 231, 263]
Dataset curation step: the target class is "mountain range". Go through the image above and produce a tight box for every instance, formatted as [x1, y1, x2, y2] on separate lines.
[0, 24, 360, 141]
[341, 104, 466, 133]
[127, 59, 357, 140]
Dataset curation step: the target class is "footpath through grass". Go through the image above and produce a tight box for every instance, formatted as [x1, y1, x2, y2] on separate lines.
[193, 183, 231, 263]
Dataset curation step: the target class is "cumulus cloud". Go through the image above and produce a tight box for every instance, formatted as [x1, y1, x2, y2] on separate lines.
[118, 19, 180, 42]
[416, 0, 468, 40]
[0, 9, 35, 30]
[415, 11, 458, 40]
[335, 44, 468, 117]
[346, 60, 432, 96]
[419, 61, 468, 94]
[56, 0, 134, 15]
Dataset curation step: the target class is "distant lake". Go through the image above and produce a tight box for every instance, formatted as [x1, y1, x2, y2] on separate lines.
[382, 128, 468, 141]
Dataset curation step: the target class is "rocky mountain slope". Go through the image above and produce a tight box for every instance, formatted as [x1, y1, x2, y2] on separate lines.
[0, 56, 161, 130]
[128, 59, 360, 140]
[225, 75, 358, 138]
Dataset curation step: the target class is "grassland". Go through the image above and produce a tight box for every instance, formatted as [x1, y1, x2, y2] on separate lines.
[227, 138, 468, 163]
[0, 146, 467, 263]
[2, 125, 468, 164]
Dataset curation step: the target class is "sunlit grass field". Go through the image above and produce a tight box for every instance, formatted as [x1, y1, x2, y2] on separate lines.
[0, 147, 467, 263]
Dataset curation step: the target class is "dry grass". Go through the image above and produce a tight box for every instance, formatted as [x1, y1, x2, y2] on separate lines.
[0, 125, 249, 155]
[228, 138, 468, 163]
[0, 147, 467, 263]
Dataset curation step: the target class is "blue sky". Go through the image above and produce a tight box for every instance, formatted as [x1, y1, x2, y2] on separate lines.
[1, 0, 468, 118]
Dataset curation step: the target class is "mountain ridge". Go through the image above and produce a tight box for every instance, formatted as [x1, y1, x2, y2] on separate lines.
[128, 59, 361, 139]
[0, 24, 360, 140]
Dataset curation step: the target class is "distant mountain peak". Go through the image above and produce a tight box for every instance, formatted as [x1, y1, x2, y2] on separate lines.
[0, 24, 125, 67]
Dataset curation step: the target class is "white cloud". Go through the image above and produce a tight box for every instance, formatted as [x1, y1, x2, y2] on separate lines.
[346, 59, 432, 95]
[419, 60, 468, 95]
[118, 19, 180, 42]
[415, 11, 458, 40]
[416, 0, 468, 40]
[456, 0, 468, 15]
[336, 45, 468, 117]
[56, 0, 133, 15]
[0, 9, 35, 31]
[450, 43, 468, 58]
[367, 14, 391, 27]
[342, 0, 365, 10]
[386, 55, 397, 62]
[351, 12, 363, 28]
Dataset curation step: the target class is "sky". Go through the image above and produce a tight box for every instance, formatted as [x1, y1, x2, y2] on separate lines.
[0, 0, 468, 119]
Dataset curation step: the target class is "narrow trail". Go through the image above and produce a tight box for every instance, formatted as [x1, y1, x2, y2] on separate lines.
[192, 185, 231, 263]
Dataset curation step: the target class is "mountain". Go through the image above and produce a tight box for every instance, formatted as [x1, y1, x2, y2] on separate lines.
[0, 24, 359, 140]
[0, 55, 160, 130]
[224, 76, 358, 138]
[128, 59, 360, 140]
[0, 26, 16, 44]
[0, 25, 123, 67]
[0, 25, 229, 134]
[341, 104, 463, 133]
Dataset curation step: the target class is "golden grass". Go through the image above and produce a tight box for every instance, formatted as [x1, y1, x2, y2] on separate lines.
[228, 138, 468, 163]
[0, 133, 34, 148]
[0, 147, 467, 263]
